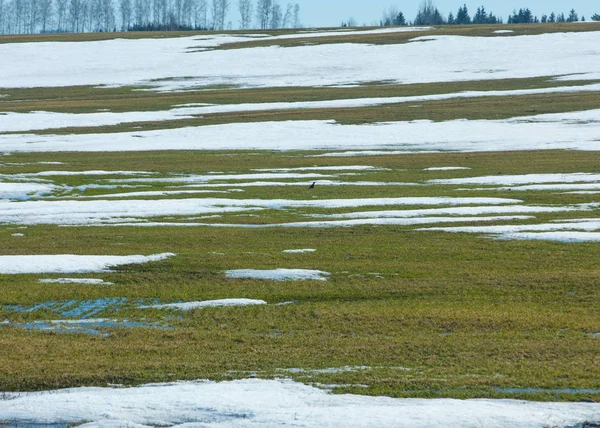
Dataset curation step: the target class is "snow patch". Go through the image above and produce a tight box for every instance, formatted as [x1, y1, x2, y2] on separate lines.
[140, 299, 267, 310]
[430, 173, 600, 186]
[226, 269, 330, 281]
[0, 253, 175, 274]
[0, 197, 521, 226]
[0, 379, 598, 427]
[0, 182, 56, 200]
[38, 278, 113, 285]
[424, 167, 471, 171]
[4, 109, 600, 153]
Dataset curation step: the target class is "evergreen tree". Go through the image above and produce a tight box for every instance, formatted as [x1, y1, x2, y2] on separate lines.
[508, 8, 533, 24]
[394, 11, 406, 25]
[556, 12, 566, 23]
[472, 6, 487, 24]
[567, 8, 578, 22]
[548, 12, 556, 22]
[447, 11, 454, 24]
[414, 0, 445, 25]
[455, 4, 470, 24]
[592, 13, 600, 21]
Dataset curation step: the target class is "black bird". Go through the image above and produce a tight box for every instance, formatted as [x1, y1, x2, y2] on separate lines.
[308, 182, 315, 189]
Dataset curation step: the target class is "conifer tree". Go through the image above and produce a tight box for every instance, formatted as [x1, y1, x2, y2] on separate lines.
[455, 4, 470, 24]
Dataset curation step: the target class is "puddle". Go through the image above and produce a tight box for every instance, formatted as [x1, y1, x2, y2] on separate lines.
[3, 319, 169, 336]
[5, 298, 127, 319]
[1, 298, 177, 336]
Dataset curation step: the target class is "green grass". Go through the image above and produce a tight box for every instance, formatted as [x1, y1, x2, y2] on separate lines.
[2, 76, 596, 115]
[2, 79, 599, 137]
[0, 26, 599, 401]
[0, 150, 599, 400]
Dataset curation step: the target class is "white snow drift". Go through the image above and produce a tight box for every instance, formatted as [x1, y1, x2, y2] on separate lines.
[141, 299, 267, 310]
[225, 269, 330, 281]
[3, 109, 600, 153]
[3, 83, 600, 132]
[38, 278, 113, 285]
[0, 182, 57, 200]
[0, 253, 174, 274]
[0, 197, 521, 225]
[1, 30, 599, 90]
[0, 379, 598, 427]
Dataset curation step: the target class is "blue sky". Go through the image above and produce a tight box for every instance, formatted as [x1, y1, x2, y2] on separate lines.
[281, 1, 599, 27]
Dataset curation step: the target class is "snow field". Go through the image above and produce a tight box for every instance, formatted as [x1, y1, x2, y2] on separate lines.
[3, 109, 600, 153]
[3, 82, 600, 133]
[1, 30, 599, 90]
[1, 164, 598, 241]
[0, 197, 522, 225]
[0, 378, 598, 427]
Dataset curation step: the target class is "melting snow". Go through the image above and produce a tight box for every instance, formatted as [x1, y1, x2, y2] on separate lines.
[140, 299, 267, 310]
[0, 379, 598, 427]
[1, 31, 599, 90]
[3, 83, 600, 132]
[421, 219, 600, 242]
[424, 167, 471, 171]
[430, 173, 600, 186]
[0, 182, 57, 200]
[38, 278, 113, 285]
[0, 197, 521, 226]
[3, 110, 600, 153]
[0, 253, 175, 274]
[225, 269, 330, 281]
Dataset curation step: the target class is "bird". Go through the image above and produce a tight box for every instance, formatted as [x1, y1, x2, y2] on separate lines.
[308, 182, 315, 189]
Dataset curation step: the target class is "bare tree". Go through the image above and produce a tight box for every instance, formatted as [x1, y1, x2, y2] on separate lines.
[255, 0, 271, 29]
[220, 0, 230, 29]
[270, 0, 280, 28]
[211, 0, 229, 29]
[69, 0, 84, 31]
[210, 0, 218, 28]
[56, 0, 68, 30]
[414, 0, 444, 25]
[38, 0, 53, 32]
[102, 0, 115, 30]
[0, 0, 5, 34]
[151, 0, 160, 24]
[120, 0, 132, 29]
[192, 0, 207, 28]
[172, 0, 183, 24]
[281, 1, 292, 27]
[292, 2, 299, 28]
[238, 0, 252, 29]
[13, 0, 24, 33]
[25, 0, 40, 34]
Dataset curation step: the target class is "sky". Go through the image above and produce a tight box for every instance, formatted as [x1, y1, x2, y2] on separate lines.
[284, 0, 600, 27]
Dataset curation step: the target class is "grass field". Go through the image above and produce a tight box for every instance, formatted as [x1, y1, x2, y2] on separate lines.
[0, 24, 599, 406]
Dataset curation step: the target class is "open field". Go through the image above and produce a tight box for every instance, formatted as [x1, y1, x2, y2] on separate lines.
[0, 24, 599, 426]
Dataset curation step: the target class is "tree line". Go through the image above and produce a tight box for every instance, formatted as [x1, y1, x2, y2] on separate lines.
[344, 1, 599, 27]
[0, 0, 300, 34]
